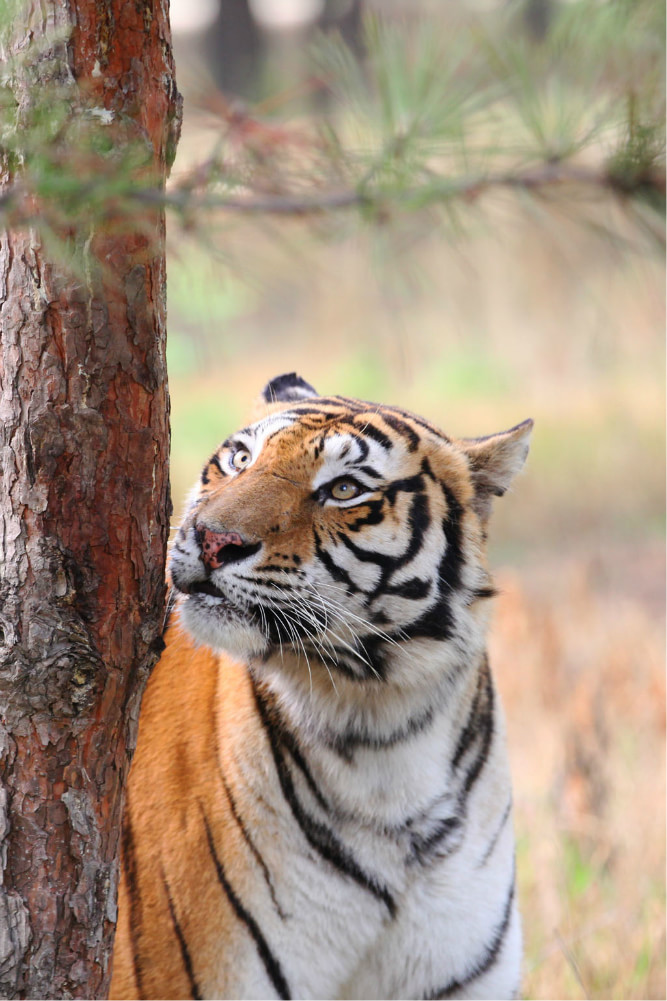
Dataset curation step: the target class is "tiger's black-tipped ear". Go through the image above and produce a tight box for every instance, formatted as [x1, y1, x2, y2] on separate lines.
[460, 419, 533, 522]
[262, 373, 319, 404]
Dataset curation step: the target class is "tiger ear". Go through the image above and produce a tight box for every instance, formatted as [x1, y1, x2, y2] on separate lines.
[460, 419, 533, 522]
[261, 373, 318, 404]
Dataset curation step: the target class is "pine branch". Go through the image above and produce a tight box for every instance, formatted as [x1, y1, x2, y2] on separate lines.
[1, 0, 663, 253]
[146, 160, 665, 218]
[1, 158, 663, 251]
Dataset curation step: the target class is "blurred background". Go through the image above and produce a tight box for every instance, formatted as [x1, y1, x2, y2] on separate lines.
[165, 1, 665, 997]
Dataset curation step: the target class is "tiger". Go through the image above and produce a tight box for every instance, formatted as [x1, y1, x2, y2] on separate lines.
[110, 372, 533, 1001]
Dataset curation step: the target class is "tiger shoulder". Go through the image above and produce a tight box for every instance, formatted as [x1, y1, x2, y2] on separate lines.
[111, 373, 533, 1001]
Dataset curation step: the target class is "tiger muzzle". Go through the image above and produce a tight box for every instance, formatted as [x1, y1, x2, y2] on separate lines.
[196, 525, 261, 570]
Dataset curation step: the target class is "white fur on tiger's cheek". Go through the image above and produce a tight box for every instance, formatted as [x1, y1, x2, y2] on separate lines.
[180, 597, 268, 658]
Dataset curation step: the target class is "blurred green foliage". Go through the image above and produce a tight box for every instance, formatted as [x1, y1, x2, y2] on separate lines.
[1, 0, 664, 249]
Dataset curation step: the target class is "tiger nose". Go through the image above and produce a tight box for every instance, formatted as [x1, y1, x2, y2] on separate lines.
[196, 525, 247, 570]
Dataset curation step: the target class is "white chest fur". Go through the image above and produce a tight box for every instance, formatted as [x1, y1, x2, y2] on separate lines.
[214, 649, 521, 1001]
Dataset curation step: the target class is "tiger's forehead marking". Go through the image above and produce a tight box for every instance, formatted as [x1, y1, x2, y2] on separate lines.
[235, 412, 298, 452]
[234, 402, 438, 490]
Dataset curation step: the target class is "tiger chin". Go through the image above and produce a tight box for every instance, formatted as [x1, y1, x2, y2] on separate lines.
[111, 373, 533, 1001]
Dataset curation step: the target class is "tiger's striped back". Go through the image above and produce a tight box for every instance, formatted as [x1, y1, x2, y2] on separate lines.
[111, 373, 532, 1000]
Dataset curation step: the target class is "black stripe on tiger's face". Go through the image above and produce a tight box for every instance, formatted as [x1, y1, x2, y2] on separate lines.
[170, 375, 532, 684]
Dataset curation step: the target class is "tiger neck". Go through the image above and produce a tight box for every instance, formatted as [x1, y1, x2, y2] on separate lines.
[249, 629, 489, 765]
[240, 638, 499, 843]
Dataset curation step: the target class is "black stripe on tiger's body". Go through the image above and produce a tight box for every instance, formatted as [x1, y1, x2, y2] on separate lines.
[478, 797, 513, 869]
[217, 757, 286, 918]
[451, 655, 493, 772]
[458, 661, 496, 800]
[201, 809, 292, 1000]
[120, 799, 145, 1000]
[162, 868, 203, 1001]
[111, 375, 532, 1001]
[324, 696, 439, 759]
[408, 814, 464, 866]
[252, 680, 398, 919]
[425, 873, 516, 1000]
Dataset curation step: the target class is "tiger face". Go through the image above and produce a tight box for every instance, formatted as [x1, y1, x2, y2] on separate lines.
[170, 374, 532, 686]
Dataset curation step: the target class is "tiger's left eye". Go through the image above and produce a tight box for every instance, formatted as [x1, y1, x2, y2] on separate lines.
[329, 479, 362, 501]
[231, 447, 251, 471]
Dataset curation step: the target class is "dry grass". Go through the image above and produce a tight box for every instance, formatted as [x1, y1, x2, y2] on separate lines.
[492, 561, 665, 999]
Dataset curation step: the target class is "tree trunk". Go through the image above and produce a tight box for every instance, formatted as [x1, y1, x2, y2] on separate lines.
[0, 2, 180, 997]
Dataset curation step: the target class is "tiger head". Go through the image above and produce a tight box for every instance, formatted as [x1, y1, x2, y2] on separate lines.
[170, 373, 532, 688]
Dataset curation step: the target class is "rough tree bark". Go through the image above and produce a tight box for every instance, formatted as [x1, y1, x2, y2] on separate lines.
[0, 1, 180, 997]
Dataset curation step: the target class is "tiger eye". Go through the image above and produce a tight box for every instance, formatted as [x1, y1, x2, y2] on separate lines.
[231, 448, 251, 471]
[330, 479, 361, 501]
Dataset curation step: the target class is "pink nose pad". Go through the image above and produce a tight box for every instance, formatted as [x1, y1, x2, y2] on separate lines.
[197, 527, 245, 570]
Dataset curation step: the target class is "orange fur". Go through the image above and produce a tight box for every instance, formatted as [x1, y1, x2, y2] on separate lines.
[111, 625, 267, 1000]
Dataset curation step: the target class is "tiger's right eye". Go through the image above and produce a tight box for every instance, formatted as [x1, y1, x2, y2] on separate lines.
[231, 447, 252, 471]
[330, 479, 361, 501]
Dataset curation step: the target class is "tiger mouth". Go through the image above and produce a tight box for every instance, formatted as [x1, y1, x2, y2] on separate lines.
[183, 579, 227, 600]
[173, 571, 262, 622]
[178, 579, 246, 615]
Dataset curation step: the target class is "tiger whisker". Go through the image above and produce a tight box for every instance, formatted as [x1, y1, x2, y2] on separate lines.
[282, 605, 339, 697]
[270, 604, 315, 695]
[231, 567, 398, 683]
[278, 594, 345, 686]
[287, 595, 348, 679]
[277, 581, 390, 681]
[277, 590, 377, 683]
[303, 581, 409, 648]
